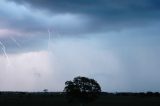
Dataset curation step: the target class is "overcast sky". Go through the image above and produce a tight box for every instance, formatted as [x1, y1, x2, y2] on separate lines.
[0, 0, 160, 92]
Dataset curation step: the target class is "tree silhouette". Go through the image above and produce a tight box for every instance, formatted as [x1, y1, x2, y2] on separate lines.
[43, 89, 48, 92]
[64, 76, 101, 105]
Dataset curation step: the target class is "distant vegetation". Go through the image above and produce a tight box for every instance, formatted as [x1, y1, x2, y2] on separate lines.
[0, 76, 160, 106]
[0, 91, 160, 106]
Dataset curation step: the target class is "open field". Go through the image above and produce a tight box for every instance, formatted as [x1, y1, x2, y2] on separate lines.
[0, 92, 160, 106]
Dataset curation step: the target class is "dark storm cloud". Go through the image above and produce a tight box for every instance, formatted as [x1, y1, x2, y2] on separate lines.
[4, 0, 160, 36]
[1, 0, 160, 54]
[9, 0, 160, 27]
[9, 0, 160, 14]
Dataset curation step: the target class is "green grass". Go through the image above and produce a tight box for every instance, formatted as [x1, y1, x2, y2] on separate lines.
[0, 92, 160, 106]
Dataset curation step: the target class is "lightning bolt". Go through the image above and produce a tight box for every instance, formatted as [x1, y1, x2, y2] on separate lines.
[48, 29, 51, 49]
[0, 41, 10, 65]
[10, 36, 21, 48]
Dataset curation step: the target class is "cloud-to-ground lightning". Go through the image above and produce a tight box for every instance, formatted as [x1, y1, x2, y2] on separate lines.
[47, 29, 51, 49]
[10, 36, 21, 48]
[0, 41, 10, 65]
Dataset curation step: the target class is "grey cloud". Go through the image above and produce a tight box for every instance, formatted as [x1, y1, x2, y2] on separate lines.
[0, 0, 91, 37]
[3, 0, 160, 35]
[9, 0, 160, 24]
[9, 0, 160, 14]
[1, 0, 160, 53]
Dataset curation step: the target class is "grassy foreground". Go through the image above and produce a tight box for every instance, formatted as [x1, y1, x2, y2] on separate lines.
[0, 92, 160, 106]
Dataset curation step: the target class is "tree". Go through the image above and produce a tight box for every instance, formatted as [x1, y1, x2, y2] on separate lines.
[64, 76, 101, 106]
[43, 89, 48, 92]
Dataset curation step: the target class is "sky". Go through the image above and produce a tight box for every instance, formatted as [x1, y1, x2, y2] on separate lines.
[0, 0, 160, 92]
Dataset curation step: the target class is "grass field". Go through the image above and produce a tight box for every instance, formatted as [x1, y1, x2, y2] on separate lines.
[0, 92, 160, 106]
